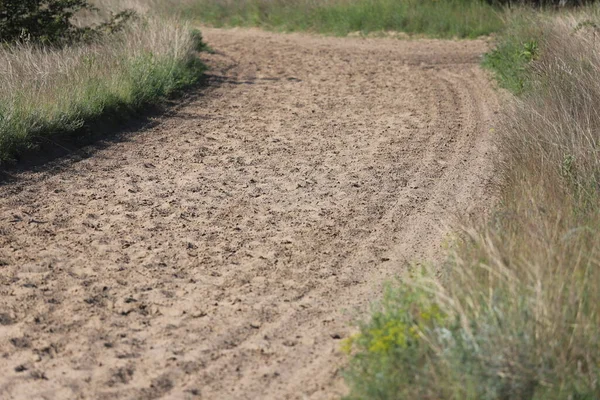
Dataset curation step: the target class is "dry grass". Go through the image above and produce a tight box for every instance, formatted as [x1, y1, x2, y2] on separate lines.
[0, 11, 204, 163]
[344, 8, 600, 400]
[434, 16, 600, 395]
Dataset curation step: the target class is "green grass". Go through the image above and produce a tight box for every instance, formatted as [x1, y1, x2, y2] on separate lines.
[0, 19, 206, 165]
[344, 6, 600, 400]
[482, 11, 543, 94]
[166, 0, 504, 39]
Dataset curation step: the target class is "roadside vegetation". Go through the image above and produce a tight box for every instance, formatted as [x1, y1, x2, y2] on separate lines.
[160, 0, 504, 38]
[482, 9, 542, 94]
[344, 5, 600, 400]
[0, 0, 206, 164]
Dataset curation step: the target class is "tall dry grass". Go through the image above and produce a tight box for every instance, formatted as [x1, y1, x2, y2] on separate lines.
[0, 13, 205, 163]
[344, 9, 600, 400]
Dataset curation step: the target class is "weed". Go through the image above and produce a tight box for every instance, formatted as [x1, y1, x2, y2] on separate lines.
[482, 11, 543, 93]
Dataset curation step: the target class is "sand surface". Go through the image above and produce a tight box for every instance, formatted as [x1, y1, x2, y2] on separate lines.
[0, 28, 499, 399]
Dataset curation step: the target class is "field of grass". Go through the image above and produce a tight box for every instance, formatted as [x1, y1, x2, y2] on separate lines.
[343, 6, 600, 400]
[159, 0, 504, 38]
[0, 4, 205, 165]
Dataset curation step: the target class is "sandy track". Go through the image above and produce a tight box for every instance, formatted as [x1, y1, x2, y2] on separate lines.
[0, 28, 499, 399]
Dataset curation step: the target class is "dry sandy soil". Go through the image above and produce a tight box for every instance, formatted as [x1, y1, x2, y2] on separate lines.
[0, 28, 499, 399]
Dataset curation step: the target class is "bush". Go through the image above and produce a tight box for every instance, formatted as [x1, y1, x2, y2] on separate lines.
[343, 281, 449, 400]
[0, 0, 134, 45]
[0, 0, 88, 44]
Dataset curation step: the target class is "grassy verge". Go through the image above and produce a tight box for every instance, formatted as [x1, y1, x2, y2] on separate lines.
[0, 15, 205, 165]
[158, 0, 503, 39]
[482, 10, 543, 94]
[344, 7, 600, 400]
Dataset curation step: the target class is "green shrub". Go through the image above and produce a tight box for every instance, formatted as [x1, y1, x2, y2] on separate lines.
[0, 0, 134, 45]
[482, 11, 543, 94]
[345, 264, 600, 399]
[0, 0, 89, 44]
[343, 281, 449, 400]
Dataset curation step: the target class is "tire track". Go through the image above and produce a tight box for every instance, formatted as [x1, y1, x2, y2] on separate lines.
[0, 28, 499, 400]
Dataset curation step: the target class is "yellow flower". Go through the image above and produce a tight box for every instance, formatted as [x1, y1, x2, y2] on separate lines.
[367, 320, 409, 353]
[340, 334, 360, 355]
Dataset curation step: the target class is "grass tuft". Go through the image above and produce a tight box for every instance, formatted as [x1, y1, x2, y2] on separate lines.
[482, 10, 543, 94]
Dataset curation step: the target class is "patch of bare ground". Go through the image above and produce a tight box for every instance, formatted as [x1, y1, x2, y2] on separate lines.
[0, 28, 499, 399]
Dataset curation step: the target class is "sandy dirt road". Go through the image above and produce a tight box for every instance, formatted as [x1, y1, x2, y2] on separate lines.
[0, 28, 499, 399]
